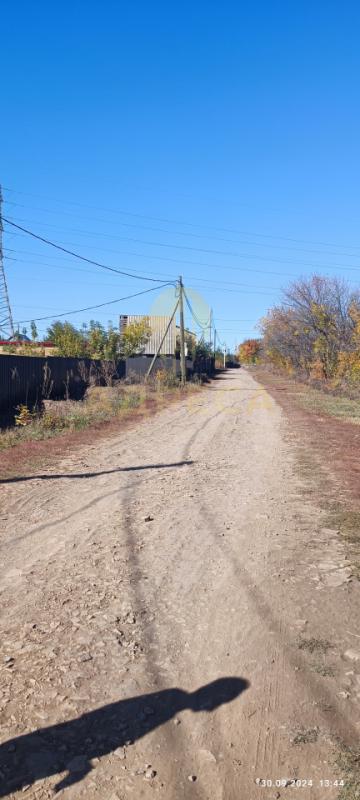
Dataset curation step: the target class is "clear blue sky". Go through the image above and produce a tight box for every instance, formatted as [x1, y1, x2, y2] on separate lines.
[2, 1, 360, 350]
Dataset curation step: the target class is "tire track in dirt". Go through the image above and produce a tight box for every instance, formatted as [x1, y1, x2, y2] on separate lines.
[1, 370, 359, 799]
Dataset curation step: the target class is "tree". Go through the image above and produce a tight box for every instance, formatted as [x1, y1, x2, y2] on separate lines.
[120, 318, 151, 357]
[238, 339, 262, 365]
[86, 321, 107, 359]
[46, 321, 88, 357]
[175, 332, 196, 358]
[30, 321, 38, 341]
[103, 325, 121, 360]
[261, 275, 360, 381]
[194, 339, 213, 359]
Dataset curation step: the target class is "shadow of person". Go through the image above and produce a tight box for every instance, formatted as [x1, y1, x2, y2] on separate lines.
[0, 677, 249, 795]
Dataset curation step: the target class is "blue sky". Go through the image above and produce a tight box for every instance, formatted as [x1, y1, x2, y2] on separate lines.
[2, 1, 360, 349]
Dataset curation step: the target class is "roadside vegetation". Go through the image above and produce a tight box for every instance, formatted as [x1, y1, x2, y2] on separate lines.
[296, 386, 360, 422]
[238, 276, 360, 426]
[0, 374, 201, 453]
[3, 318, 151, 358]
[0, 316, 216, 455]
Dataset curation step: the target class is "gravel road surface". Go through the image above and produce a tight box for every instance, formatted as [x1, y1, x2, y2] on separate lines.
[1, 369, 359, 799]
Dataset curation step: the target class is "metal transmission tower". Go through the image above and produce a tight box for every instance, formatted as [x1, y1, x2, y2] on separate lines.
[0, 185, 14, 339]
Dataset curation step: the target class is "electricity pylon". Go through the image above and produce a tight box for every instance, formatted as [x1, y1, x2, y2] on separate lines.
[0, 185, 14, 339]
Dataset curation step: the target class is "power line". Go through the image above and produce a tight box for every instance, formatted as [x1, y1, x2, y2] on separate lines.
[4, 184, 360, 252]
[9, 213, 360, 267]
[4, 254, 174, 281]
[6, 234, 360, 279]
[16, 283, 174, 324]
[6, 199, 360, 260]
[6, 222, 360, 276]
[4, 214, 248, 258]
[4, 255, 283, 294]
[2, 218, 174, 284]
[183, 289, 212, 333]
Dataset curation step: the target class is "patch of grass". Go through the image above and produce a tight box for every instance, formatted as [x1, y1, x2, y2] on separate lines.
[0, 381, 201, 452]
[335, 746, 360, 800]
[323, 508, 360, 581]
[297, 637, 331, 654]
[311, 663, 335, 677]
[324, 509, 360, 544]
[297, 388, 360, 424]
[292, 727, 319, 745]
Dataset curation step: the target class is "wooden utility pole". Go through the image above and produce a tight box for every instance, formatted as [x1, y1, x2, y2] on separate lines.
[145, 300, 179, 380]
[178, 276, 186, 385]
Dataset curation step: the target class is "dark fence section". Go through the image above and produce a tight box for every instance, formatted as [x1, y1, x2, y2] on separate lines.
[0, 355, 125, 427]
[125, 355, 214, 380]
[192, 356, 215, 377]
[0, 352, 215, 428]
[125, 355, 194, 380]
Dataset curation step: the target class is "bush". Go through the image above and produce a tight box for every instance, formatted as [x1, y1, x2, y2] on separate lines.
[15, 405, 36, 427]
[154, 368, 179, 390]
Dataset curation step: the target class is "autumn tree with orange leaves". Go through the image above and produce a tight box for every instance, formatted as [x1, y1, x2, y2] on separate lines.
[238, 338, 262, 364]
[258, 276, 360, 384]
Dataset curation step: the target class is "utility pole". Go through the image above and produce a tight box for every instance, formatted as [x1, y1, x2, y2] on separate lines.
[0, 185, 14, 339]
[209, 308, 213, 351]
[223, 346, 227, 369]
[213, 327, 217, 358]
[145, 299, 179, 380]
[178, 276, 186, 385]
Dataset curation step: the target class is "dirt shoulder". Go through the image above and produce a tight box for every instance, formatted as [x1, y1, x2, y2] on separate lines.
[253, 366, 360, 502]
[0, 386, 200, 482]
[253, 366, 360, 582]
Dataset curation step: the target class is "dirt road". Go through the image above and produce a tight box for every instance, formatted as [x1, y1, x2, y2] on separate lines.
[0, 369, 359, 800]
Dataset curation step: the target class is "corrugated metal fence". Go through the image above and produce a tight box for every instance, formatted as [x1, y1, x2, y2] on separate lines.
[0, 355, 125, 426]
[0, 354, 215, 427]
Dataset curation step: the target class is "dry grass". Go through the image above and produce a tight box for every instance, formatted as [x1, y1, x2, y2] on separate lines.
[0, 380, 201, 452]
[311, 663, 335, 677]
[295, 388, 360, 424]
[292, 727, 319, 746]
[297, 637, 332, 654]
[323, 508, 360, 581]
[335, 746, 360, 800]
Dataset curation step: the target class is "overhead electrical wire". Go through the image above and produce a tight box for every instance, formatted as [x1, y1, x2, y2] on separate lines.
[4, 215, 255, 258]
[2, 217, 174, 284]
[16, 283, 173, 324]
[183, 289, 211, 331]
[5, 200, 360, 260]
[4, 253, 173, 281]
[5, 223, 360, 276]
[6, 235, 360, 280]
[5, 249, 360, 290]
[4, 185, 360, 252]
[4, 255, 282, 295]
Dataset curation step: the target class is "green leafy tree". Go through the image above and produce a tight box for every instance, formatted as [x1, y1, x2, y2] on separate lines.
[103, 325, 121, 360]
[194, 339, 213, 359]
[120, 318, 151, 357]
[85, 321, 121, 360]
[46, 321, 88, 357]
[175, 332, 196, 358]
[30, 321, 38, 341]
[87, 321, 107, 358]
